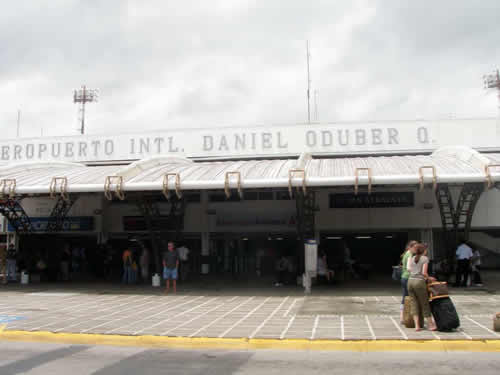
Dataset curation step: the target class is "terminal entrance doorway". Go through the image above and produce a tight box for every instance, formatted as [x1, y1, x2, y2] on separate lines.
[319, 232, 408, 282]
[207, 233, 300, 284]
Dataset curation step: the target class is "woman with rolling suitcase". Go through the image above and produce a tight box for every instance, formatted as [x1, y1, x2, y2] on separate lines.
[407, 243, 437, 331]
[399, 240, 418, 323]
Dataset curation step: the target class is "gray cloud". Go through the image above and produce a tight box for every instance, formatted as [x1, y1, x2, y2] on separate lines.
[0, 0, 499, 139]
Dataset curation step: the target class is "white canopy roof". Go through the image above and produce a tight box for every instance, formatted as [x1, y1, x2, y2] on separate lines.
[0, 147, 499, 196]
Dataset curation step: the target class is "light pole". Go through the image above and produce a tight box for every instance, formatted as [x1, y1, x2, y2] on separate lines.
[73, 85, 98, 135]
[483, 69, 500, 107]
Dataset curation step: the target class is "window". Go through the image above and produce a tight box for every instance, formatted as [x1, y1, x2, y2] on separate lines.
[259, 191, 274, 200]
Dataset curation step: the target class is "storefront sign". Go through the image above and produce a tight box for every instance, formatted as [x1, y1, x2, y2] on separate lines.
[0, 119, 498, 164]
[7, 216, 94, 232]
[216, 215, 296, 227]
[330, 192, 415, 208]
[123, 216, 183, 231]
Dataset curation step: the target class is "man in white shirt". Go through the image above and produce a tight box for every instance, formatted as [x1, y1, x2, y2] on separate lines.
[454, 240, 473, 287]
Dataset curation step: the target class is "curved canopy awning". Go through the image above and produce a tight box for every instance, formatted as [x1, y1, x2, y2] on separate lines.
[0, 147, 499, 197]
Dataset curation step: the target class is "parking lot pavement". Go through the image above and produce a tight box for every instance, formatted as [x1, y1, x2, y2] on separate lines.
[1, 290, 499, 341]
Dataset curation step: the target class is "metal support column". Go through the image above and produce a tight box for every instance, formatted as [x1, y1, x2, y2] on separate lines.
[295, 190, 316, 275]
[46, 195, 78, 232]
[0, 198, 32, 234]
[435, 183, 483, 270]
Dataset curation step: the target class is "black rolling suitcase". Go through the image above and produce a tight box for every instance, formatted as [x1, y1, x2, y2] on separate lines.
[430, 297, 460, 331]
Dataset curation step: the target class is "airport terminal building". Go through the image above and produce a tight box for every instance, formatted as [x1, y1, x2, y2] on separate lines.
[1, 118, 500, 283]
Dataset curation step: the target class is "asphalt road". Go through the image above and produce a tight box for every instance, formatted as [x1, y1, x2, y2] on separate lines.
[1, 340, 500, 375]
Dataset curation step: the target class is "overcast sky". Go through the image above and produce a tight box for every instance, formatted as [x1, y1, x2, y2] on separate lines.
[1, 0, 499, 139]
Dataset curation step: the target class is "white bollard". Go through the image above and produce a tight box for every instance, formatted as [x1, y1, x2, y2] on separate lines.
[152, 273, 161, 287]
[21, 272, 29, 285]
[201, 264, 209, 274]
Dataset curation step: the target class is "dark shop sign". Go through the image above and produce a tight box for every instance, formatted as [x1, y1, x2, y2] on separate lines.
[123, 216, 183, 231]
[7, 216, 94, 232]
[330, 192, 414, 208]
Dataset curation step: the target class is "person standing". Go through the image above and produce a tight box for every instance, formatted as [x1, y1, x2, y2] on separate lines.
[140, 246, 150, 283]
[60, 244, 71, 281]
[0, 244, 7, 285]
[400, 240, 418, 323]
[454, 240, 473, 287]
[407, 243, 437, 331]
[6, 243, 17, 282]
[163, 241, 179, 294]
[122, 247, 133, 284]
[317, 251, 334, 283]
[471, 247, 483, 287]
[177, 244, 190, 282]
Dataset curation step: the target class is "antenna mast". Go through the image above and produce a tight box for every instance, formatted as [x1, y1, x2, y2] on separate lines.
[16, 110, 21, 138]
[306, 41, 311, 124]
[314, 90, 319, 122]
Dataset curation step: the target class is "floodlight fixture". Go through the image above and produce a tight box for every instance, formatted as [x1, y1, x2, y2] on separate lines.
[73, 85, 99, 135]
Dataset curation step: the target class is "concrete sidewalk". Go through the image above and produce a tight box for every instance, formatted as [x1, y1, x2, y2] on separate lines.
[1, 287, 499, 342]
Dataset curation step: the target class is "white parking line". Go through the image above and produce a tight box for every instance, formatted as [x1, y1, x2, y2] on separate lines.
[86, 296, 158, 324]
[158, 297, 221, 335]
[465, 316, 500, 337]
[60, 295, 125, 313]
[30, 317, 81, 331]
[130, 296, 206, 335]
[283, 298, 299, 317]
[310, 316, 320, 340]
[78, 296, 190, 334]
[365, 315, 376, 340]
[162, 296, 238, 335]
[249, 297, 289, 339]
[459, 329, 472, 340]
[189, 297, 255, 337]
[280, 315, 295, 339]
[51, 296, 150, 332]
[389, 316, 408, 340]
[95, 295, 149, 313]
[341, 315, 345, 340]
[218, 297, 271, 338]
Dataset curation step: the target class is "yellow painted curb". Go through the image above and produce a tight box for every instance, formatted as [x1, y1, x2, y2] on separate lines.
[1, 330, 499, 352]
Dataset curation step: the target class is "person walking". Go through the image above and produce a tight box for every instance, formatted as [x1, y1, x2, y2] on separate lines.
[400, 240, 418, 323]
[317, 251, 334, 283]
[274, 254, 289, 286]
[163, 241, 179, 294]
[471, 247, 483, 286]
[140, 246, 150, 283]
[122, 247, 133, 284]
[0, 244, 7, 285]
[407, 243, 437, 331]
[6, 243, 17, 282]
[454, 240, 473, 287]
